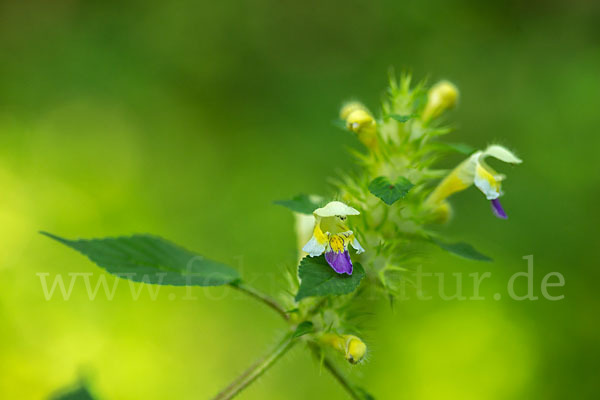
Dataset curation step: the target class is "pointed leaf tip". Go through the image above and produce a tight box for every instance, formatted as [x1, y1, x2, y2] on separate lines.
[42, 232, 240, 286]
[432, 238, 492, 262]
[292, 321, 314, 338]
[274, 194, 323, 215]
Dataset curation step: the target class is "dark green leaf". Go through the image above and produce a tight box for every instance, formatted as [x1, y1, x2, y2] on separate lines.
[388, 114, 414, 123]
[295, 256, 365, 301]
[292, 321, 314, 338]
[274, 194, 322, 214]
[368, 176, 414, 205]
[41, 232, 240, 286]
[433, 238, 492, 262]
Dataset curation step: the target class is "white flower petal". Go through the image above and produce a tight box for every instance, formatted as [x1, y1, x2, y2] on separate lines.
[302, 235, 326, 257]
[314, 201, 360, 217]
[483, 145, 522, 164]
[474, 165, 501, 200]
[351, 237, 365, 254]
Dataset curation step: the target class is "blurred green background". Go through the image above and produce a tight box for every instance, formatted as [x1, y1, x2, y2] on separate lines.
[1, 0, 599, 398]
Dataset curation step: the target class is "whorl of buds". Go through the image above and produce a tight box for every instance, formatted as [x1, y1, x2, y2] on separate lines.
[340, 102, 378, 150]
[421, 80, 459, 123]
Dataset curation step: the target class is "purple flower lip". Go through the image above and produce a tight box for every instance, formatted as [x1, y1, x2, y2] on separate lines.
[325, 250, 353, 275]
[491, 198, 508, 219]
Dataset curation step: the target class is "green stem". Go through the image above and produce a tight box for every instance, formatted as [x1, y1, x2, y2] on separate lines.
[308, 343, 364, 400]
[307, 297, 328, 316]
[228, 282, 370, 399]
[230, 281, 289, 320]
[211, 333, 296, 400]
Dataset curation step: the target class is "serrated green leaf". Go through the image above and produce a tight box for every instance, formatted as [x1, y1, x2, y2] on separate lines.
[368, 176, 414, 205]
[295, 256, 365, 301]
[274, 194, 323, 214]
[41, 232, 240, 286]
[292, 321, 314, 338]
[433, 238, 492, 262]
[388, 114, 414, 123]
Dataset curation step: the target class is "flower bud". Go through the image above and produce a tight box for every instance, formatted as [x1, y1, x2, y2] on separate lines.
[422, 80, 459, 122]
[319, 333, 367, 364]
[344, 107, 378, 150]
[340, 102, 365, 120]
[295, 212, 316, 261]
[344, 335, 367, 364]
[428, 200, 453, 224]
[346, 109, 374, 132]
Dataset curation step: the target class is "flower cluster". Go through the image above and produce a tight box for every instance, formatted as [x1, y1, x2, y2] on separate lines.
[275, 74, 523, 380]
[287, 75, 521, 366]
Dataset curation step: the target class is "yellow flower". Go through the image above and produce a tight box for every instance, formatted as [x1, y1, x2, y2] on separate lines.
[340, 102, 378, 149]
[319, 333, 367, 364]
[302, 201, 365, 275]
[422, 80, 459, 122]
[426, 145, 522, 218]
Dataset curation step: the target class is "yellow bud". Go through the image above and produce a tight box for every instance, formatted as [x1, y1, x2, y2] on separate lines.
[319, 333, 367, 364]
[428, 200, 453, 224]
[345, 109, 378, 150]
[340, 101, 366, 120]
[343, 335, 367, 364]
[346, 109, 373, 131]
[422, 80, 459, 122]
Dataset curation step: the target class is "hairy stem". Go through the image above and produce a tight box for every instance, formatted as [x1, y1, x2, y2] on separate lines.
[212, 333, 296, 400]
[228, 283, 368, 398]
[308, 343, 364, 400]
[230, 281, 289, 320]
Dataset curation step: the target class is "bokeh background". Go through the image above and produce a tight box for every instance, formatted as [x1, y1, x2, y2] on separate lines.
[1, 0, 599, 398]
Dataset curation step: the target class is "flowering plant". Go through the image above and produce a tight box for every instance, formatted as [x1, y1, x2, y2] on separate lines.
[44, 74, 521, 399]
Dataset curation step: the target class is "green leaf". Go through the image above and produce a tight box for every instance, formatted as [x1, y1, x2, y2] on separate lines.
[355, 387, 376, 400]
[413, 91, 429, 111]
[295, 256, 365, 301]
[41, 232, 240, 286]
[433, 238, 492, 262]
[368, 176, 414, 205]
[437, 142, 476, 155]
[388, 113, 414, 123]
[274, 194, 323, 214]
[292, 321, 314, 338]
[332, 118, 348, 130]
[50, 381, 96, 400]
